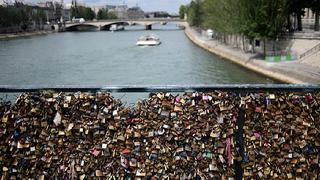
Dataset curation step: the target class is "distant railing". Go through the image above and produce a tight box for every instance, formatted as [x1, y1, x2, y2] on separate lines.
[280, 32, 320, 40]
[300, 42, 320, 59]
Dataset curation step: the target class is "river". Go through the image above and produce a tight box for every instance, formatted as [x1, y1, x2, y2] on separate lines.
[0, 24, 275, 102]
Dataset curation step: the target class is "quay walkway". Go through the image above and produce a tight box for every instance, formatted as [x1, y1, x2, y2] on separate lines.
[185, 26, 320, 84]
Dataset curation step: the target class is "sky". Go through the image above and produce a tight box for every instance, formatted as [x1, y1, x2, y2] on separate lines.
[26, 0, 191, 13]
[86, 0, 191, 13]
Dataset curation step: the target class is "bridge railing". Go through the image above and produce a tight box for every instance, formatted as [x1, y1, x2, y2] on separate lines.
[1, 84, 320, 93]
[1, 84, 320, 179]
[300, 42, 320, 59]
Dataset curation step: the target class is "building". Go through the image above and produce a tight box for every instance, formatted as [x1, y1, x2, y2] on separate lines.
[105, 5, 116, 11]
[37, 1, 63, 23]
[62, 7, 71, 22]
[104, 4, 144, 19]
[127, 6, 144, 19]
[113, 5, 128, 19]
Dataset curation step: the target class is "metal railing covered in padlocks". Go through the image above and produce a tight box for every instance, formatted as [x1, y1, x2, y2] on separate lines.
[0, 84, 319, 179]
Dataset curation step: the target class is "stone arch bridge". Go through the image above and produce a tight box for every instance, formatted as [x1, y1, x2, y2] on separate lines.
[64, 19, 187, 31]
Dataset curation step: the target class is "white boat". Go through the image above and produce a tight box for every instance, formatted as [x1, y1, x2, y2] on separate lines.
[136, 34, 161, 46]
[110, 24, 124, 31]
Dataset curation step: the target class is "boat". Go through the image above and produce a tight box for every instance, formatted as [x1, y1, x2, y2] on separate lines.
[136, 34, 161, 46]
[110, 24, 125, 32]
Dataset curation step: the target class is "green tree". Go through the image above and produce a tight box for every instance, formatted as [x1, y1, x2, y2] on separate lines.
[107, 11, 117, 19]
[199, 0, 288, 55]
[202, 0, 239, 33]
[71, 6, 96, 20]
[241, 0, 287, 54]
[307, 0, 320, 31]
[179, 5, 187, 19]
[0, 6, 28, 27]
[187, 0, 203, 27]
[97, 8, 117, 20]
[286, 0, 307, 31]
[0, 4, 49, 30]
[97, 8, 109, 20]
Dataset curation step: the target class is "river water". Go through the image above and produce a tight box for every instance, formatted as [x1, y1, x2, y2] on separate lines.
[0, 24, 275, 85]
[0, 24, 274, 102]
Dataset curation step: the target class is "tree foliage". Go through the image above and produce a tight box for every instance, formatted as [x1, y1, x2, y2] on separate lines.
[97, 9, 108, 20]
[71, 6, 96, 20]
[182, 0, 316, 39]
[241, 0, 287, 40]
[179, 5, 187, 19]
[307, 0, 320, 31]
[202, 0, 239, 33]
[187, 0, 203, 26]
[97, 9, 117, 20]
[0, 5, 46, 28]
[107, 12, 117, 19]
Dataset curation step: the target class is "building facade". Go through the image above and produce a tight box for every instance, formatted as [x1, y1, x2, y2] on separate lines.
[114, 5, 128, 19]
[127, 6, 144, 19]
[105, 5, 116, 11]
[62, 8, 71, 22]
[37, 1, 63, 23]
[105, 4, 144, 20]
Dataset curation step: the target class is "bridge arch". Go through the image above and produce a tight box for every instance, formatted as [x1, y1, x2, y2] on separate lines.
[65, 24, 99, 31]
[64, 20, 187, 31]
[100, 22, 130, 31]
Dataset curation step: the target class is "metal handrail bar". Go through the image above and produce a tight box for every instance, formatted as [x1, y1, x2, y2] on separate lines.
[1, 84, 320, 93]
[300, 42, 320, 59]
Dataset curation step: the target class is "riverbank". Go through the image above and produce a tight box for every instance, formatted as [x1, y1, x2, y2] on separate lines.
[0, 31, 53, 40]
[184, 25, 320, 84]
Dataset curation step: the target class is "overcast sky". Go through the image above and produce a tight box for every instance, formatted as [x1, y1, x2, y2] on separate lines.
[26, 0, 191, 13]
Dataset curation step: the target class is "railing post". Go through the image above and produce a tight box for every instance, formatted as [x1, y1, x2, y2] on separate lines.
[235, 97, 245, 180]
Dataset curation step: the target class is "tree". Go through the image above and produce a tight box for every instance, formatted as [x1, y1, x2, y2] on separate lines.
[97, 9, 117, 20]
[307, 0, 320, 31]
[107, 11, 117, 19]
[85, 7, 95, 20]
[179, 5, 187, 19]
[202, 0, 239, 33]
[187, 0, 203, 27]
[240, 0, 287, 55]
[199, 0, 288, 55]
[0, 3, 49, 31]
[97, 9, 108, 20]
[71, 6, 96, 20]
[286, 0, 307, 31]
[0, 5, 28, 28]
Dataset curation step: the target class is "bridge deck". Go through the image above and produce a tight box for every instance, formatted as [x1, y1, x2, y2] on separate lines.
[65, 19, 187, 29]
